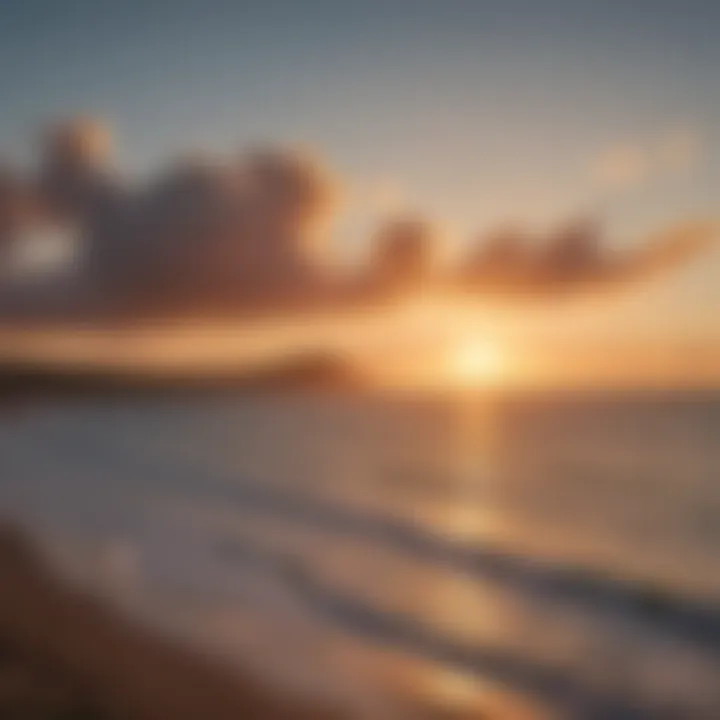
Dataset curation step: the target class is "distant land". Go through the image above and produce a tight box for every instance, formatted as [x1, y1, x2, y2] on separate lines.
[0, 352, 364, 401]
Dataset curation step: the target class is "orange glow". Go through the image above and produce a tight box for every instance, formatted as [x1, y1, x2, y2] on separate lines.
[445, 338, 506, 388]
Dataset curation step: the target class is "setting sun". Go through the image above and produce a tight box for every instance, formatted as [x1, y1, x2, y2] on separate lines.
[446, 339, 505, 387]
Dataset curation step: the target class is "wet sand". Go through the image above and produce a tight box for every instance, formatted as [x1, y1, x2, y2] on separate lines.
[0, 525, 344, 720]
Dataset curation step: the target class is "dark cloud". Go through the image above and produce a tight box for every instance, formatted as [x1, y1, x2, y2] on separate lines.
[81, 144, 339, 314]
[0, 119, 715, 320]
[460, 225, 532, 287]
[370, 217, 438, 290]
[0, 164, 37, 246]
[39, 119, 119, 224]
[454, 217, 717, 297]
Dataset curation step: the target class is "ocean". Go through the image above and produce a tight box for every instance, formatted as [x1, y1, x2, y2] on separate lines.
[0, 390, 719, 719]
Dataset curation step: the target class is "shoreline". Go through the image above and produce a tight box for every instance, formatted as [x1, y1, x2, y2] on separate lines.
[0, 525, 345, 720]
[0, 352, 363, 402]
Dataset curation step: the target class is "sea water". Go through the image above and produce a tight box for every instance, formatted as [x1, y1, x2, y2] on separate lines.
[0, 390, 718, 718]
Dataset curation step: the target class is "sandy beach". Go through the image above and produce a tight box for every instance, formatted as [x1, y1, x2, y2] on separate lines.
[0, 525, 346, 720]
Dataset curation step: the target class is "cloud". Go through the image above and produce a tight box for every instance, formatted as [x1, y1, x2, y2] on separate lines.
[593, 126, 703, 192]
[85, 148, 340, 312]
[370, 217, 439, 289]
[455, 216, 718, 297]
[44, 118, 112, 169]
[39, 119, 118, 223]
[0, 164, 36, 245]
[0, 118, 715, 321]
[594, 143, 648, 190]
[460, 225, 531, 283]
[657, 127, 702, 176]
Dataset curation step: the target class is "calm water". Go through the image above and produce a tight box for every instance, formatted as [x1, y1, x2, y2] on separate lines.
[0, 390, 719, 718]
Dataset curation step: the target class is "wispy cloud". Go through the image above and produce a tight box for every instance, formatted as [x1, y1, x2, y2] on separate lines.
[593, 125, 703, 192]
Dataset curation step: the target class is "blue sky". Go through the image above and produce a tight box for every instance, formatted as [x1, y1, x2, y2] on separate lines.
[1, 0, 718, 348]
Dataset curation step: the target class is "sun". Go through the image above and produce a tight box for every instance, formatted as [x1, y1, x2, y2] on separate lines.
[446, 339, 505, 387]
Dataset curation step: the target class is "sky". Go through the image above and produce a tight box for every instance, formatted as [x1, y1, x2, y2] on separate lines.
[1, 0, 718, 383]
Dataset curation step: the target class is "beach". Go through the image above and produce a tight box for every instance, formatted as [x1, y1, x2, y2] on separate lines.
[0, 525, 350, 720]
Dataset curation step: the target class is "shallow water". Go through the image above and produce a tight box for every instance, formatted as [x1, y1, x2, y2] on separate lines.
[0, 390, 719, 718]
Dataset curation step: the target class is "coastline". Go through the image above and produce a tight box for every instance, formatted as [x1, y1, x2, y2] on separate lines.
[0, 525, 344, 720]
[0, 351, 362, 402]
